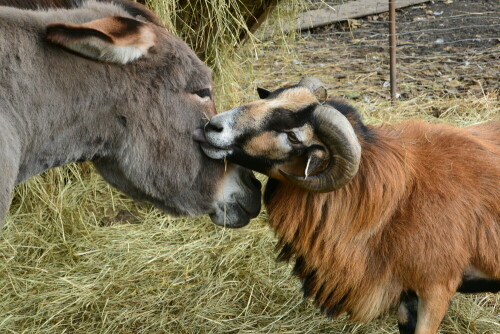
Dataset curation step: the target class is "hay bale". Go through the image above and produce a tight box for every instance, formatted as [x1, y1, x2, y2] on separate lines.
[143, 0, 281, 66]
[144, 0, 280, 55]
[140, 0, 304, 107]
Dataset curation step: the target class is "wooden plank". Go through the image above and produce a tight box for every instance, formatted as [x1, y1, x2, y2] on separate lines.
[287, 0, 429, 31]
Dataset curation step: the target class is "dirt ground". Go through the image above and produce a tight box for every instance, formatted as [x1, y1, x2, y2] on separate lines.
[254, 0, 499, 104]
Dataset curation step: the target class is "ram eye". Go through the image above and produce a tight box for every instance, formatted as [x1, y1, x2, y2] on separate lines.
[286, 131, 301, 144]
[193, 88, 211, 99]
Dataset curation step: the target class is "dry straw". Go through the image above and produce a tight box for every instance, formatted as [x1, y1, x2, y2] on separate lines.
[0, 0, 498, 333]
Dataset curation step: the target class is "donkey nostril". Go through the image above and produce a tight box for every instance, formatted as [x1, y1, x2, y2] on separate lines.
[205, 121, 224, 133]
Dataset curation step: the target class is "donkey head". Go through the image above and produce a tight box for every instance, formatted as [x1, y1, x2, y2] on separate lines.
[1, 0, 261, 227]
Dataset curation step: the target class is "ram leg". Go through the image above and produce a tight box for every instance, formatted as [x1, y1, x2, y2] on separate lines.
[397, 290, 418, 334]
[414, 285, 455, 334]
[458, 278, 500, 293]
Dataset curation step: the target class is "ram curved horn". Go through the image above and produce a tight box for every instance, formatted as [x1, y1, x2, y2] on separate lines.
[298, 77, 327, 100]
[280, 105, 361, 192]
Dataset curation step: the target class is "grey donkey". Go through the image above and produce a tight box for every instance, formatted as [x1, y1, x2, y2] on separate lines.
[0, 0, 261, 228]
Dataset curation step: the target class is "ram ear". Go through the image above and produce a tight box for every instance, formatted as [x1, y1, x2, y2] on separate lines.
[46, 16, 156, 64]
[257, 87, 271, 99]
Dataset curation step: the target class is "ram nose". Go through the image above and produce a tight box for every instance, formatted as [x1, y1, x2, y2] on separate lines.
[193, 126, 231, 160]
[202, 109, 241, 149]
[210, 166, 262, 228]
[205, 119, 224, 133]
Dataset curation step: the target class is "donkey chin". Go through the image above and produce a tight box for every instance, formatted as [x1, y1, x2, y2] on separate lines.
[209, 165, 262, 228]
[193, 127, 260, 228]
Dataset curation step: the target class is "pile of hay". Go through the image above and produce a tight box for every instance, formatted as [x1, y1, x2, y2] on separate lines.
[144, 0, 303, 107]
[0, 1, 498, 333]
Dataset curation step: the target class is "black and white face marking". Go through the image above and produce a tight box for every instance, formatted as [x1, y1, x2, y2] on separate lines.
[196, 86, 330, 178]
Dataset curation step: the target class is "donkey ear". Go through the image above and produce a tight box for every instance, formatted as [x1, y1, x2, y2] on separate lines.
[257, 87, 271, 99]
[46, 16, 156, 64]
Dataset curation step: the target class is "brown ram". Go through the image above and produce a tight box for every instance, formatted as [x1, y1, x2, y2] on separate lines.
[195, 78, 500, 334]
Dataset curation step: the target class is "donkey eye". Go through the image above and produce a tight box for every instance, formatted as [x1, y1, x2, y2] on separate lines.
[286, 131, 301, 144]
[194, 88, 211, 99]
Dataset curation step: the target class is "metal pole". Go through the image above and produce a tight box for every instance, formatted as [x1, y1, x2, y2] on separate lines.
[389, 0, 397, 102]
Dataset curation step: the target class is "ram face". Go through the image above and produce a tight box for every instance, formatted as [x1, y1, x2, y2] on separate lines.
[195, 78, 362, 192]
